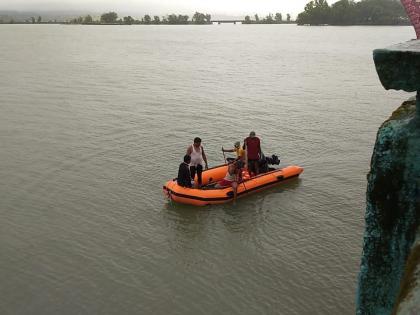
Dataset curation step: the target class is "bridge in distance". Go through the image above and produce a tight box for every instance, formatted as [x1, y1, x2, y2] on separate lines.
[211, 20, 243, 24]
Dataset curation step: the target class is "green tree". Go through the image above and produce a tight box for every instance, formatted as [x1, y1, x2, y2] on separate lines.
[123, 16, 135, 24]
[296, 0, 331, 25]
[153, 16, 160, 24]
[287, 13, 291, 22]
[192, 12, 208, 24]
[205, 14, 211, 23]
[31, 17, 35, 23]
[37, 16, 42, 23]
[167, 14, 179, 24]
[275, 13, 282, 23]
[244, 15, 252, 24]
[330, 0, 356, 25]
[356, 0, 406, 25]
[179, 15, 189, 24]
[70, 17, 83, 24]
[143, 15, 151, 24]
[100, 12, 118, 23]
[264, 14, 274, 24]
[83, 15, 93, 23]
[254, 14, 259, 22]
[297, 0, 407, 25]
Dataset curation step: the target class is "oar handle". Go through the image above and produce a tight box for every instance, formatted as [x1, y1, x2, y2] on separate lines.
[222, 146, 227, 164]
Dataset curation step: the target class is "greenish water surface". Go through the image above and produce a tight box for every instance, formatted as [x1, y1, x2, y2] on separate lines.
[0, 24, 415, 315]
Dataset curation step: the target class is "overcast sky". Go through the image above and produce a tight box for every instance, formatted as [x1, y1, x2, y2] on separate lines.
[0, 0, 340, 17]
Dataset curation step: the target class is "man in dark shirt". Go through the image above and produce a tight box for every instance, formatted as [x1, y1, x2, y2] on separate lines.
[244, 131, 261, 175]
[177, 155, 192, 188]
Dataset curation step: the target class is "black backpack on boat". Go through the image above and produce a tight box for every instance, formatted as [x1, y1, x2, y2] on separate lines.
[259, 154, 280, 173]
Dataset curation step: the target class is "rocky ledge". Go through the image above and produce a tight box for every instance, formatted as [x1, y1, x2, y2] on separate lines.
[357, 98, 419, 315]
[373, 40, 420, 93]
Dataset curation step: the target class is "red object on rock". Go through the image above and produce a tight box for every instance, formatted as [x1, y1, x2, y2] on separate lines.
[401, 0, 420, 38]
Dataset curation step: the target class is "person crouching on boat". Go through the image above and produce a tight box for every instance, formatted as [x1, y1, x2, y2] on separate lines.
[215, 160, 241, 202]
[222, 141, 246, 164]
[186, 137, 208, 188]
[177, 155, 192, 188]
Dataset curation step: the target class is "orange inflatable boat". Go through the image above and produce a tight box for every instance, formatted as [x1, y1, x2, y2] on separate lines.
[163, 164, 303, 206]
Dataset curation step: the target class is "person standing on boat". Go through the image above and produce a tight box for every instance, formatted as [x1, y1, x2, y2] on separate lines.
[177, 155, 192, 188]
[186, 137, 208, 188]
[243, 131, 261, 176]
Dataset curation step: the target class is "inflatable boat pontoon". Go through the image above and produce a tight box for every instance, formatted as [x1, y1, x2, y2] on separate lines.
[163, 164, 303, 206]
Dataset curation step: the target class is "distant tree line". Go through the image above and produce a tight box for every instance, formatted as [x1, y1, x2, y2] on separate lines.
[68, 11, 212, 25]
[0, 11, 297, 25]
[296, 0, 409, 25]
[0, 15, 46, 24]
[67, 11, 296, 25]
[243, 13, 293, 24]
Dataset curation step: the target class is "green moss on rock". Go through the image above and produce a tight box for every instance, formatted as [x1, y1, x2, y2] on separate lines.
[357, 99, 420, 315]
[392, 243, 420, 314]
[387, 100, 417, 122]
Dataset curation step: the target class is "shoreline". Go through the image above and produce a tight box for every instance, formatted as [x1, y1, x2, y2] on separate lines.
[0, 22, 412, 26]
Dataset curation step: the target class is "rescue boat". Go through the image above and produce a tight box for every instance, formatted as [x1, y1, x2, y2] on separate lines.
[163, 164, 303, 206]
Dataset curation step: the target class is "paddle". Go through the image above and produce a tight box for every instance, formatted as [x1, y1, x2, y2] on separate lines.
[222, 146, 227, 164]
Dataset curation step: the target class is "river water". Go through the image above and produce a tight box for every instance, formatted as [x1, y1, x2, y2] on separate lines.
[0, 24, 415, 314]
